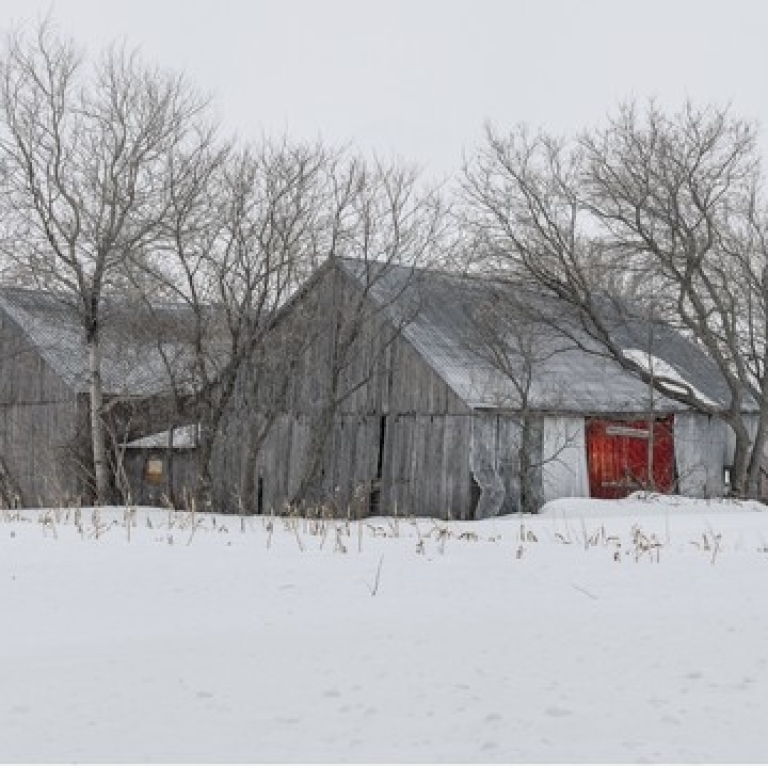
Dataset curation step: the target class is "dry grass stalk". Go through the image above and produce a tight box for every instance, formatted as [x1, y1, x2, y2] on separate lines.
[89, 509, 110, 540]
[334, 525, 347, 554]
[711, 534, 722, 564]
[630, 525, 662, 563]
[433, 525, 450, 555]
[40, 510, 57, 540]
[412, 521, 426, 554]
[319, 519, 330, 551]
[293, 519, 305, 552]
[186, 516, 200, 547]
[365, 555, 384, 596]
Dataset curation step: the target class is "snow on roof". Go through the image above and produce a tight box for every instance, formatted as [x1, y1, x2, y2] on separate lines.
[622, 348, 721, 409]
[125, 424, 199, 450]
[339, 259, 737, 413]
[0, 286, 201, 398]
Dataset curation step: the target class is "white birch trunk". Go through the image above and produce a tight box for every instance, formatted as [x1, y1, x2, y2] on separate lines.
[89, 334, 110, 504]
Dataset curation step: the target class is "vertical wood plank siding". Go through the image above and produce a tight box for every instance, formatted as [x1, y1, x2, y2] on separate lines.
[213, 266, 475, 518]
[0, 318, 80, 505]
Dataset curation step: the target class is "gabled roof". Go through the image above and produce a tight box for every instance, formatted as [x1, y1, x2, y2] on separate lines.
[338, 259, 737, 413]
[0, 286, 198, 398]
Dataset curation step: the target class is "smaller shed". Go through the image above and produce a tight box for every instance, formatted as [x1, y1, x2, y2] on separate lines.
[0, 285, 199, 506]
[123, 425, 199, 507]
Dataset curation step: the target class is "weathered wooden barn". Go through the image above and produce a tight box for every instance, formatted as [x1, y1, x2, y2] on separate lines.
[0, 286, 196, 507]
[216, 258, 753, 518]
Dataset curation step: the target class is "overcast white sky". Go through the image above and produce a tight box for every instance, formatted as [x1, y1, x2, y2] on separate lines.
[2, 0, 768, 178]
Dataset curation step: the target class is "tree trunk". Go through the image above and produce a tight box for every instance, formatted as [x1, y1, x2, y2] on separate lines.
[647, 353, 656, 491]
[88, 333, 111, 505]
[291, 405, 336, 507]
[165, 424, 177, 507]
[730, 419, 751, 497]
[292, 327, 343, 507]
[195, 420, 215, 512]
[519, 415, 537, 514]
[239, 417, 257, 514]
[746, 410, 768, 499]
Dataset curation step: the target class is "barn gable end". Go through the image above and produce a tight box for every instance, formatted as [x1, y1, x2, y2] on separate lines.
[214, 262, 476, 517]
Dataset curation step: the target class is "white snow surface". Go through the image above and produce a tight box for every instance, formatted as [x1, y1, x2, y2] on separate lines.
[2, 495, 768, 763]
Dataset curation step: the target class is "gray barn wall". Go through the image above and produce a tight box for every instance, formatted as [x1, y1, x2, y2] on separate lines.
[123, 448, 198, 507]
[674, 412, 755, 497]
[469, 411, 739, 515]
[212, 266, 476, 518]
[468, 413, 551, 518]
[0, 316, 80, 505]
[470, 414, 512, 519]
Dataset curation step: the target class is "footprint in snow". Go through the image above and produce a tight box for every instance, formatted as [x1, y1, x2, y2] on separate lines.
[546, 706, 572, 717]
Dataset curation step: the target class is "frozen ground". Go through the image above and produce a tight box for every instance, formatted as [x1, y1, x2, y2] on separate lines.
[1, 495, 767, 763]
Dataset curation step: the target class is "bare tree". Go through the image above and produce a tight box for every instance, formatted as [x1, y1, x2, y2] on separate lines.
[468, 290, 578, 512]
[149, 139, 448, 513]
[145, 137, 333, 510]
[579, 102, 768, 496]
[0, 21, 209, 503]
[462, 104, 768, 498]
[286, 156, 449, 510]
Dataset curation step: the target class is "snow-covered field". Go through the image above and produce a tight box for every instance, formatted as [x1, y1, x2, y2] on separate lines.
[2, 495, 768, 763]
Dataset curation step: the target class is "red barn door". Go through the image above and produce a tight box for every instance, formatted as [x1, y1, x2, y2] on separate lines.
[586, 416, 675, 499]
